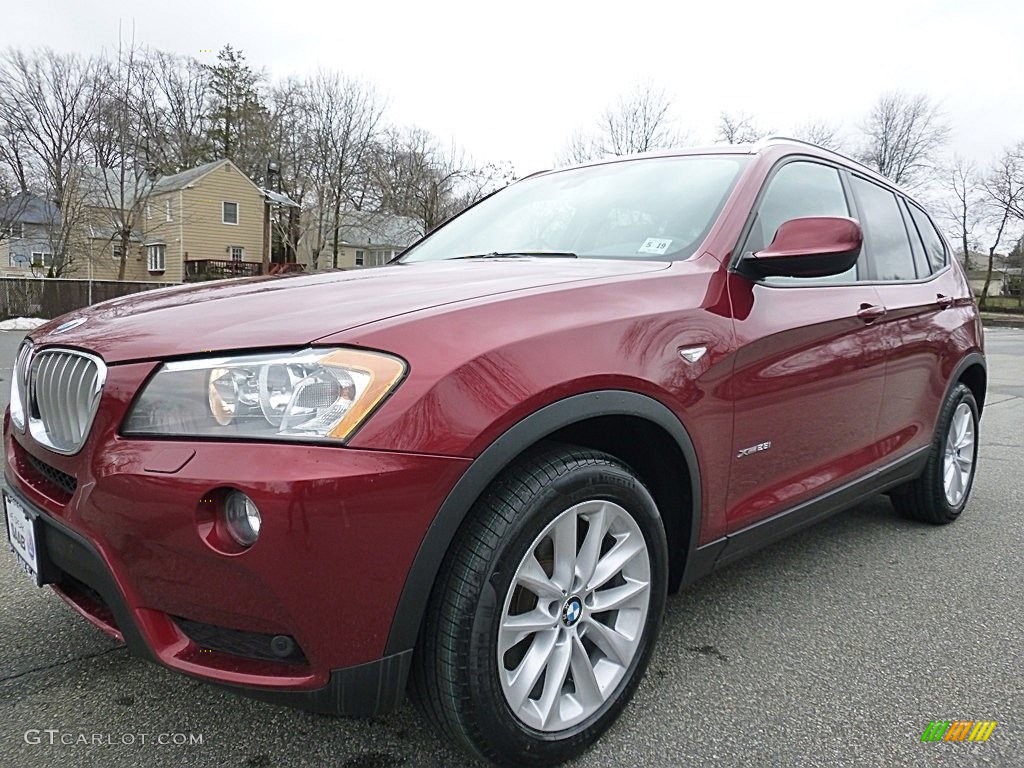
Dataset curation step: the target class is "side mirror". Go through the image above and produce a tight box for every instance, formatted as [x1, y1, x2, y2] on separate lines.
[744, 216, 862, 278]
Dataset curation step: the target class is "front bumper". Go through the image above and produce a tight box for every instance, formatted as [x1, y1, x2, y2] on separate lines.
[5, 393, 470, 714]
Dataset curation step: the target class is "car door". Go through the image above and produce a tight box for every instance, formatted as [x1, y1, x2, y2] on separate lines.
[855, 180, 973, 460]
[725, 159, 891, 532]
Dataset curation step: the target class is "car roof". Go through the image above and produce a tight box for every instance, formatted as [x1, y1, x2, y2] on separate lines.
[539, 138, 913, 200]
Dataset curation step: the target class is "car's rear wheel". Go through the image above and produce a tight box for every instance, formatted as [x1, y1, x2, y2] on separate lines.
[891, 383, 979, 524]
[411, 445, 668, 766]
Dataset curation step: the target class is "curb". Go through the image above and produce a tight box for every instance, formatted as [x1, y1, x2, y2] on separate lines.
[981, 313, 1024, 329]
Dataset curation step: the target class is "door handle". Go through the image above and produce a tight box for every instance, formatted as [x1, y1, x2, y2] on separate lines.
[857, 304, 887, 323]
[936, 294, 955, 309]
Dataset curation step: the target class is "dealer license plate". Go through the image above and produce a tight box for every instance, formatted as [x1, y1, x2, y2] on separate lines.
[4, 493, 41, 585]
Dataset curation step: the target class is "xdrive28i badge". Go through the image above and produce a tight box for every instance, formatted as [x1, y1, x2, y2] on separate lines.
[51, 317, 87, 334]
[737, 441, 772, 459]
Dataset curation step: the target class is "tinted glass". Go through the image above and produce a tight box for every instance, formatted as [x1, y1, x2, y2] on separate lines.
[746, 161, 855, 284]
[851, 177, 916, 281]
[900, 199, 930, 278]
[908, 204, 947, 273]
[401, 156, 747, 263]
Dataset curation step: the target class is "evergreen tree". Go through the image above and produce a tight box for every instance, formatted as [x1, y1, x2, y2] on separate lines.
[204, 46, 265, 171]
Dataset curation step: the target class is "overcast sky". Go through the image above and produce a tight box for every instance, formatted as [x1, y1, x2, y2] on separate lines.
[3, 0, 1022, 176]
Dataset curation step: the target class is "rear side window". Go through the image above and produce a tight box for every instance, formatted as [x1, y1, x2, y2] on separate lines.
[850, 177, 916, 281]
[908, 204, 948, 273]
[899, 199, 931, 278]
[744, 161, 856, 284]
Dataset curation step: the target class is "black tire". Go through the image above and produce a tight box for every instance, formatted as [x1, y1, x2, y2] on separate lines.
[891, 383, 979, 525]
[410, 445, 668, 766]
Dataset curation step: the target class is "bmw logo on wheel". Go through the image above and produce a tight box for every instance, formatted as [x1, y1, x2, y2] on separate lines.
[562, 596, 583, 627]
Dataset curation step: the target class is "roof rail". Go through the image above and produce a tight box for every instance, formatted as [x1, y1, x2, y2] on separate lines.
[752, 135, 901, 190]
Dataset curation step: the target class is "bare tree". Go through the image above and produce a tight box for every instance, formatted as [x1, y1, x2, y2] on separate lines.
[0, 48, 105, 274]
[1001, 142, 1024, 221]
[716, 111, 770, 144]
[979, 146, 1024, 307]
[0, 186, 31, 255]
[599, 83, 681, 156]
[559, 83, 682, 164]
[87, 38, 159, 280]
[368, 127, 460, 233]
[298, 73, 385, 269]
[140, 50, 212, 173]
[368, 127, 506, 235]
[938, 155, 983, 271]
[793, 119, 845, 151]
[558, 128, 597, 167]
[0, 124, 31, 193]
[0, 49, 103, 205]
[43, 169, 91, 277]
[859, 91, 950, 187]
[262, 76, 317, 264]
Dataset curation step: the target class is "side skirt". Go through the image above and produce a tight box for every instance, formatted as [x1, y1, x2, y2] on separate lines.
[681, 447, 929, 584]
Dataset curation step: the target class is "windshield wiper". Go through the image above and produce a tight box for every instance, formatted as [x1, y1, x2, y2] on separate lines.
[452, 251, 578, 260]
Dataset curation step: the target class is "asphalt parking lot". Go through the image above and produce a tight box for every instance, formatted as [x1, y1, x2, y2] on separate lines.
[0, 327, 1021, 768]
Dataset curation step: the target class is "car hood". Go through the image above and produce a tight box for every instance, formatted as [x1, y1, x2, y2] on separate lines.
[31, 259, 669, 363]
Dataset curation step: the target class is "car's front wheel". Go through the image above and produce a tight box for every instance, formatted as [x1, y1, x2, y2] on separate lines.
[891, 382, 979, 524]
[411, 446, 668, 766]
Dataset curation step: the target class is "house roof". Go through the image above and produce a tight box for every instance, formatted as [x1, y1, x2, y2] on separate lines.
[150, 159, 230, 195]
[87, 225, 143, 243]
[81, 159, 263, 207]
[262, 188, 300, 208]
[80, 166, 152, 207]
[0, 192, 58, 225]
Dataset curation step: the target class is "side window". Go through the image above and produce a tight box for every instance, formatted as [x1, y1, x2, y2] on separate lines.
[850, 177, 916, 281]
[908, 204, 948, 273]
[899, 199, 930, 278]
[744, 160, 855, 284]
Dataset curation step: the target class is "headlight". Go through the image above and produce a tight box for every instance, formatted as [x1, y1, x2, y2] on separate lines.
[123, 348, 406, 442]
[9, 341, 31, 432]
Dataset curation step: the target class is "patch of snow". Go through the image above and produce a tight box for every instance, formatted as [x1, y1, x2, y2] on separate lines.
[0, 317, 47, 331]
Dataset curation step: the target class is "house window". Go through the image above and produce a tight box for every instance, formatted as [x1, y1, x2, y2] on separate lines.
[230, 246, 243, 262]
[222, 201, 239, 225]
[31, 252, 53, 267]
[9, 223, 23, 239]
[9, 252, 28, 267]
[147, 244, 166, 272]
[112, 243, 124, 261]
[166, 199, 173, 222]
[355, 249, 364, 266]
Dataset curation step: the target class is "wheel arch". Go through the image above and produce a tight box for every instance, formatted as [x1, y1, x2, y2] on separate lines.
[955, 356, 987, 414]
[384, 390, 702, 658]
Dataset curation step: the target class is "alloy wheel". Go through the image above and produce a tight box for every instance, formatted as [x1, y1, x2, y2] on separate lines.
[497, 499, 651, 732]
[943, 401, 975, 506]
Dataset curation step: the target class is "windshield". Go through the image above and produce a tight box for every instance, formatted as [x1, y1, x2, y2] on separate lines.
[401, 155, 748, 263]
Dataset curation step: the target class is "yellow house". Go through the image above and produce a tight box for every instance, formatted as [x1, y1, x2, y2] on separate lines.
[83, 159, 268, 283]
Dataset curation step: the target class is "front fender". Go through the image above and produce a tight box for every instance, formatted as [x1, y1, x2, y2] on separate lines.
[382, 389, 702, 657]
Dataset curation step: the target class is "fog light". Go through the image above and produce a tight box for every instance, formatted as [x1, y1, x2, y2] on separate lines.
[223, 491, 261, 547]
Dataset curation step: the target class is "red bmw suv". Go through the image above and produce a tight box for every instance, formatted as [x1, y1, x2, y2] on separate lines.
[4, 139, 984, 765]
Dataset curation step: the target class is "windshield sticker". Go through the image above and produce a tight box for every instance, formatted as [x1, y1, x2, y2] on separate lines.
[638, 237, 672, 255]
